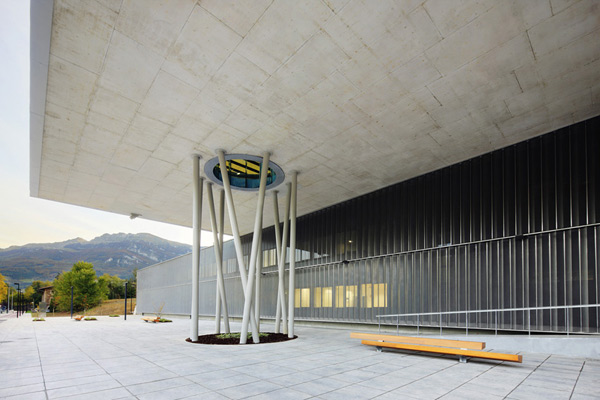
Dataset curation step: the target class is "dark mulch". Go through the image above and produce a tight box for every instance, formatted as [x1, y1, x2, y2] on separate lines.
[186, 332, 297, 345]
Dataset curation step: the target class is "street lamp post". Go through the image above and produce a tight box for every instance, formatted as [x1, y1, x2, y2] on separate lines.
[124, 282, 128, 321]
[3, 284, 7, 313]
[14, 283, 20, 318]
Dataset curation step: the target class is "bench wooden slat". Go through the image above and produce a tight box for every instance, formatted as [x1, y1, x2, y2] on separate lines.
[362, 340, 522, 363]
[350, 332, 485, 350]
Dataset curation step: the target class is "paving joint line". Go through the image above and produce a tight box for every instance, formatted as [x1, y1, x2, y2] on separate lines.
[568, 359, 586, 399]
[32, 320, 50, 400]
[504, 354, 552, 398]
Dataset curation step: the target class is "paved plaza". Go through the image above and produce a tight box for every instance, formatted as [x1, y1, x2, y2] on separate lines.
[0, 312, 598, 399]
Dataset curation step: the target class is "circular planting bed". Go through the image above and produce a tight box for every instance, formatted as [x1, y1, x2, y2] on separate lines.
[186, 332, 297, 345]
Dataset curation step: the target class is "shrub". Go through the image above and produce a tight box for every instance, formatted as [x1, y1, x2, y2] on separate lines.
[216, 332, 268, 340]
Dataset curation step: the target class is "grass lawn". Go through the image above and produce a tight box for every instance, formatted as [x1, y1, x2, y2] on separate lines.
[45, 298, 136, 317]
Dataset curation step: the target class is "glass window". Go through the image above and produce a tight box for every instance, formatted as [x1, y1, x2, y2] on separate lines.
[314, 287, 332, 308]
[315, 287, 322, 308]
[295, 288, 310, 308]
[361, 284, 373, 308]
[323, 286, 333, 307]
[262, 249, 276, 267]
[301, 288, 310, 307]
[373, 283, 387, 307]
[322, 287, 332, 307]
[226, 258, 237, 274]
[335, 286, 344, 307]
[360, 283, 387, 308]
[346, 285, 357, 307]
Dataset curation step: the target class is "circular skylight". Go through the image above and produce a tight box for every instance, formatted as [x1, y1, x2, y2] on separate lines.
[204, 154, 285, 191]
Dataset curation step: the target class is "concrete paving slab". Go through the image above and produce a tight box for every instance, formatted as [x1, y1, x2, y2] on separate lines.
[0, 313, 598, 399]
[217, 380, 284, 399]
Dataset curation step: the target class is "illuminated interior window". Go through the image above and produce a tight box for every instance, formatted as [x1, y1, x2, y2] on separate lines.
[373, 283, 387, 307]
[360, 283, 387, 308]
[335, 286, 345, 308]
[301, 288, 310, 307]
[315, 287, 321, 308]
[361, 284, 373, 308]
[346, 285, 357, 307]
[322, 287, 332, 307]
[314, 287, 332, 308]
[294, 288, 310, 308]
[263, 249, 276, 267]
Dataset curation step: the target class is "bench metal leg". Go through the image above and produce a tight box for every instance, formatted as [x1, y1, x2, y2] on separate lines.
[376, 346, 382, 353]
[459, 355, 468, 363]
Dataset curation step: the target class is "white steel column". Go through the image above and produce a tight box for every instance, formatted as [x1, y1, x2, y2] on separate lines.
[218, 189, 229, 332]
[216, 150, 258, 338]
[272, 191, 282, 333]
[276, 183, 291, 334]
[240, 152, 270, 344]
[288, 171, 297, 338]
[190, 155, 203, 342]
[207, 182, 229, 334]
[255, 227, 262, 332]
[272, 191, 282, 268]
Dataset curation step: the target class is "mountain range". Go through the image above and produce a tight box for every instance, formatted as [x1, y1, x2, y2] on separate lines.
[0, 233, 192, 283]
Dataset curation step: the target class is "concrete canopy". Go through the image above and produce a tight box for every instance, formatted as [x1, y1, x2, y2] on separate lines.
[30, 0, 600, 235]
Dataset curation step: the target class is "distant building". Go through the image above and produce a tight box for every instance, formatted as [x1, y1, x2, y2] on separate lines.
[38, 286, 53, 305]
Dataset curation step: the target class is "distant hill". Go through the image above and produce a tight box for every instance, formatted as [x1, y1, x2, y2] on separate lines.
[0, 233, 192, 283]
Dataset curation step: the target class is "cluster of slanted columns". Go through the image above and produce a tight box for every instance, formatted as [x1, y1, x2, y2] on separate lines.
[189, 152, 297, 344]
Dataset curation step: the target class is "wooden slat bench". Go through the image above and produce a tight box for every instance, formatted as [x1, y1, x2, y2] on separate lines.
[350, 332, 522, 363]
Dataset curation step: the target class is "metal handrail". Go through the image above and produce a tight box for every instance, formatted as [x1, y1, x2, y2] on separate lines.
[376, 304, 600, 336]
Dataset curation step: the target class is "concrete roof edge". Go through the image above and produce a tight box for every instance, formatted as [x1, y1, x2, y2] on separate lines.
[29, 0, 54, 197]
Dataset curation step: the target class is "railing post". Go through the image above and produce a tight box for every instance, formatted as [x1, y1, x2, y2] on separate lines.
[417, 314, 420, 335]
[566, 307, 569, 336]
[528, 309, 531, 336]
[378, 316, 380, 333]
[466, 311, 468, 336]
[440, 312, 442, 336]
[495, 310, 498, 336]
[397, 315, 399, 335]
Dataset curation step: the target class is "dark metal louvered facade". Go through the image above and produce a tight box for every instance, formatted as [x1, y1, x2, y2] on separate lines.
[138, 116, 600, 333]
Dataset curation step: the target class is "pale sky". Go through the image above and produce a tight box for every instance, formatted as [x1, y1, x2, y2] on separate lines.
[0, 1, 221, 249]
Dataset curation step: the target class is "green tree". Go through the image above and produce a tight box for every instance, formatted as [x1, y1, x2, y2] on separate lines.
[23, 285, 36, 306]
[127, 268, 137, 299]
[53, 261, 107, 312]
[0, 273, 8, 309]
[99, 274, 125, 299]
